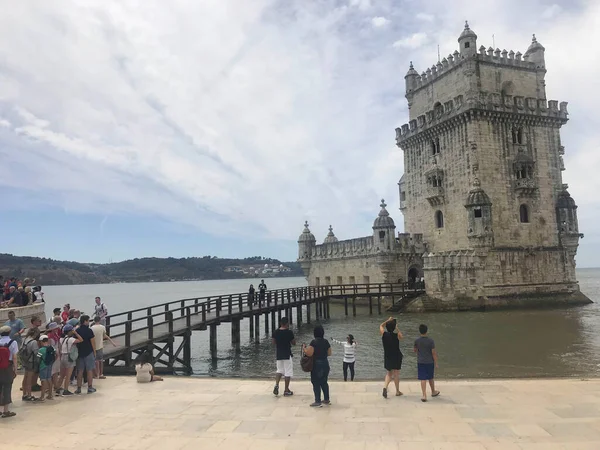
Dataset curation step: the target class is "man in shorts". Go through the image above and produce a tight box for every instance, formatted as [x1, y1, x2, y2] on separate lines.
[414, 324, 440, 402]
[272, 317, 295, 397]
[91, 316, 116, 379]
[75, 315, 96, 394]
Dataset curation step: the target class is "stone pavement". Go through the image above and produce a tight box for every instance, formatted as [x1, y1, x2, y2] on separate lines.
[3, 376, 600, 449]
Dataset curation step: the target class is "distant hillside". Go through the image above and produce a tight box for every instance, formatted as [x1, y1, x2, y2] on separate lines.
[0, 254, 303, 286]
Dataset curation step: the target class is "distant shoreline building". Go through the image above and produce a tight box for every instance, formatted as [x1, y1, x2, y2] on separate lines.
[298, 23, 591, 311]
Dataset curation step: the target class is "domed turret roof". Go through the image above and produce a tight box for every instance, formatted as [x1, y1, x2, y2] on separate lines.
[373, 199, 396, 229]
[405, 61, 418, 78]
[323, 225, 338, 244]
[556, 189, 577, 209]
[458, 21, 477, 40]
[525, 34, 545, 56]
[465, 179, 492, 206]
[298, 221, 316, 243]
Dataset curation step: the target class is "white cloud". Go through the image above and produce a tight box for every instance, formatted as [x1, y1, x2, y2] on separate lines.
[393, 32, 428, 49]
[542, 4, 562, 20]
[416, 13, 435, 22]
[371, 16, 390, 28]
[0, 119, 10, 128]
[349, 0, 371, 10]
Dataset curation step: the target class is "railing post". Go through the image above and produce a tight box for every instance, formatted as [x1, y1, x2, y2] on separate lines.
[180, 300, 185, 317]
[105, 316, 111, 334]
[164, 304, 169, 321]
[167, 311, 174, 335]
[202, 303, 206, 322]
[228, 295, 233, 315]
[238, 294, 243, 313]
[186, 307, 191, 329]
[125, 321, 132, 349]
[148, 316, 154, 340]
[268, 292, 272, 307]
[195, 298, 199, 313]
[216, 298, 221, 319]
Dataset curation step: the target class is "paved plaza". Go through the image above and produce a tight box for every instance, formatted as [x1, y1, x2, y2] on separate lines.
[3, 376, 600, 449]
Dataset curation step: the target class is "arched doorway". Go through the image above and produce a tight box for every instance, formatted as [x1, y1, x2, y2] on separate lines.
[407, 265, 423, 288]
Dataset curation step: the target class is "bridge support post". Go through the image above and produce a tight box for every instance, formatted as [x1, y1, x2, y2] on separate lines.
[306, 303, 311, 324]
[249, 314, 254, 339]
[344, 297, 348, 316]
[377, 296, 382, 315]
[296, 305, 302, 326]
[254, 314, 260, 339]
[352, 297, 356, 317]
[183, 330, 192, 374]
[369, 296, 373, 315]
[265, 312, 269, 335]
[231, 319, 241, 353]
[271, 311, 276, 332]
[326, 299, 330, 319]
[209, 324, 217, 360]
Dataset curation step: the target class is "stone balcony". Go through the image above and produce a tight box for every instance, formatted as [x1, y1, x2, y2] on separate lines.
[514, 178, 537, 196]
[426, 186, 445, 206]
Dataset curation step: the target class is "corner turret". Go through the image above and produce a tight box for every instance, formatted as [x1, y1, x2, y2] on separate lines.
[524, 34, 545, 69]
[458, 21, 477, 57]
[298, 221, 316, 260]
[464, 178, 494, 247]
[405, 61, 419, 97]
[373, 199, 396, 251]
[323, 225, 338, 244]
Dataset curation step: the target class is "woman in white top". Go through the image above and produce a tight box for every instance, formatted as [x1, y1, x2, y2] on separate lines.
[136, 353, 163, 383]
[332, 334, 357, 381]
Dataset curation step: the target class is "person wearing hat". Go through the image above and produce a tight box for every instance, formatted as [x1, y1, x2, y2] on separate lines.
[57, 324, 82, 396]
[36, 335, 56, 401]
[46, 322, 62, 393]
[0, 325, 18, 417]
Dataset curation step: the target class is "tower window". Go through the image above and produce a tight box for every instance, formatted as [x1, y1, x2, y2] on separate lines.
[474, 207, 482, 218]
[435, 210, 444, 228]
[379, 231, 385, 240]
[464, 42, 470, 49]
[519, 204, 529, 223]
[400, 191, 406, 201]
[431, 138, 440, 155]
[430, 175, 442, 188]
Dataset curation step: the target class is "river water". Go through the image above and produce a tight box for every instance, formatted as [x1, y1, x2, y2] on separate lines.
[42, 269, 600, 380]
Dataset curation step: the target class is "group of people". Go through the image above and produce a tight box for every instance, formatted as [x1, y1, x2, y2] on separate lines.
[0, 296, 115, 418]
[0, 276, 44, 308]
[271, 316, 439, 407]
[247, 280, 268, 307]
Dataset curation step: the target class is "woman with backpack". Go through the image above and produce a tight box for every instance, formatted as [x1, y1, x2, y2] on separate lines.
[20, 327, 40, 401]
[57, 324, 82, 396]
[0, 325, 19, 417]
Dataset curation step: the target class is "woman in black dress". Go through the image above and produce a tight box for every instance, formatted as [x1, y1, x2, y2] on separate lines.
[380, 317, 403, 398]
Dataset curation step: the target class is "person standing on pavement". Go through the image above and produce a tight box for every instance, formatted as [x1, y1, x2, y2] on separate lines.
[272, 317, 295, 397]
[380, 317, 404, 399]
[93, 297, 108, 326]
[75, 315, 96, 394]
[91, 316, 116, 379]
[3, 311, 25, 349]
[303, 325, 332, 407]
[0, 325, 18, 418]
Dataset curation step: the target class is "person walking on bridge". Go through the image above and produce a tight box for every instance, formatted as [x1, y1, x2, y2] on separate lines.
[272, 317, 295, 397]
[258, 280, 267, 307]
[94, 297, 108, 326]
[248, 284, 255, 308]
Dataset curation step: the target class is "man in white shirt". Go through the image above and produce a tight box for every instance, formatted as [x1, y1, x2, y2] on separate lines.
[90, 316, 116, 379]
[94, 297, 108, 326]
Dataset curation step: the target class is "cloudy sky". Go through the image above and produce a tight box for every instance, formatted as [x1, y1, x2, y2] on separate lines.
[0, 0, 598, 267]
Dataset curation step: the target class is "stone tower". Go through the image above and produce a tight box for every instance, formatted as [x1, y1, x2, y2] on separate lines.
[396, 22, 590, 309]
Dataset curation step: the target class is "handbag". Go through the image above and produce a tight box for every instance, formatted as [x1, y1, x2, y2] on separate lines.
[300, 347, 313, 372]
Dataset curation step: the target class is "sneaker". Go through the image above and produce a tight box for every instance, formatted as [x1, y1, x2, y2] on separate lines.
[74, 388, 81, 395]
[310, 402, 322, 408]
[382, 388, 388, 399]
[273, 385, 279, 396]
[322, 400, 331, 405]
[283, 390, 294, 397]
[62, 390, 74, 396]
[55, 388, 63, 396]
[87, 387, 97, 394]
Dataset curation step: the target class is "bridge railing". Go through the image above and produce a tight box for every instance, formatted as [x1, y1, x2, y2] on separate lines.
[104, 282, 424, 343]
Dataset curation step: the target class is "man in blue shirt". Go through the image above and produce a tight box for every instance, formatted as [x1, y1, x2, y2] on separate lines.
[3, 311, 25, 348]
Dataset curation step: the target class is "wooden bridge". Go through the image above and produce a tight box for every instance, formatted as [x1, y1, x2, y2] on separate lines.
[102, 282, 424, 375]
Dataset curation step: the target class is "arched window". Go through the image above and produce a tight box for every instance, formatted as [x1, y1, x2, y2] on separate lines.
[435, 210, 444, 228]
[464, 42, 470, 49]
[379, 231, 386, 240]
[512, 127, 524, 144]
[519, 204, 529, 223]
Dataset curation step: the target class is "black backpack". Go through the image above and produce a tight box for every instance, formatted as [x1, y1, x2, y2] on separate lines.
[45, 345, 56, 365]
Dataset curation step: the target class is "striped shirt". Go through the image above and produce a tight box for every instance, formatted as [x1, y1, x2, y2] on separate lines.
[332, 339, 356, 363]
